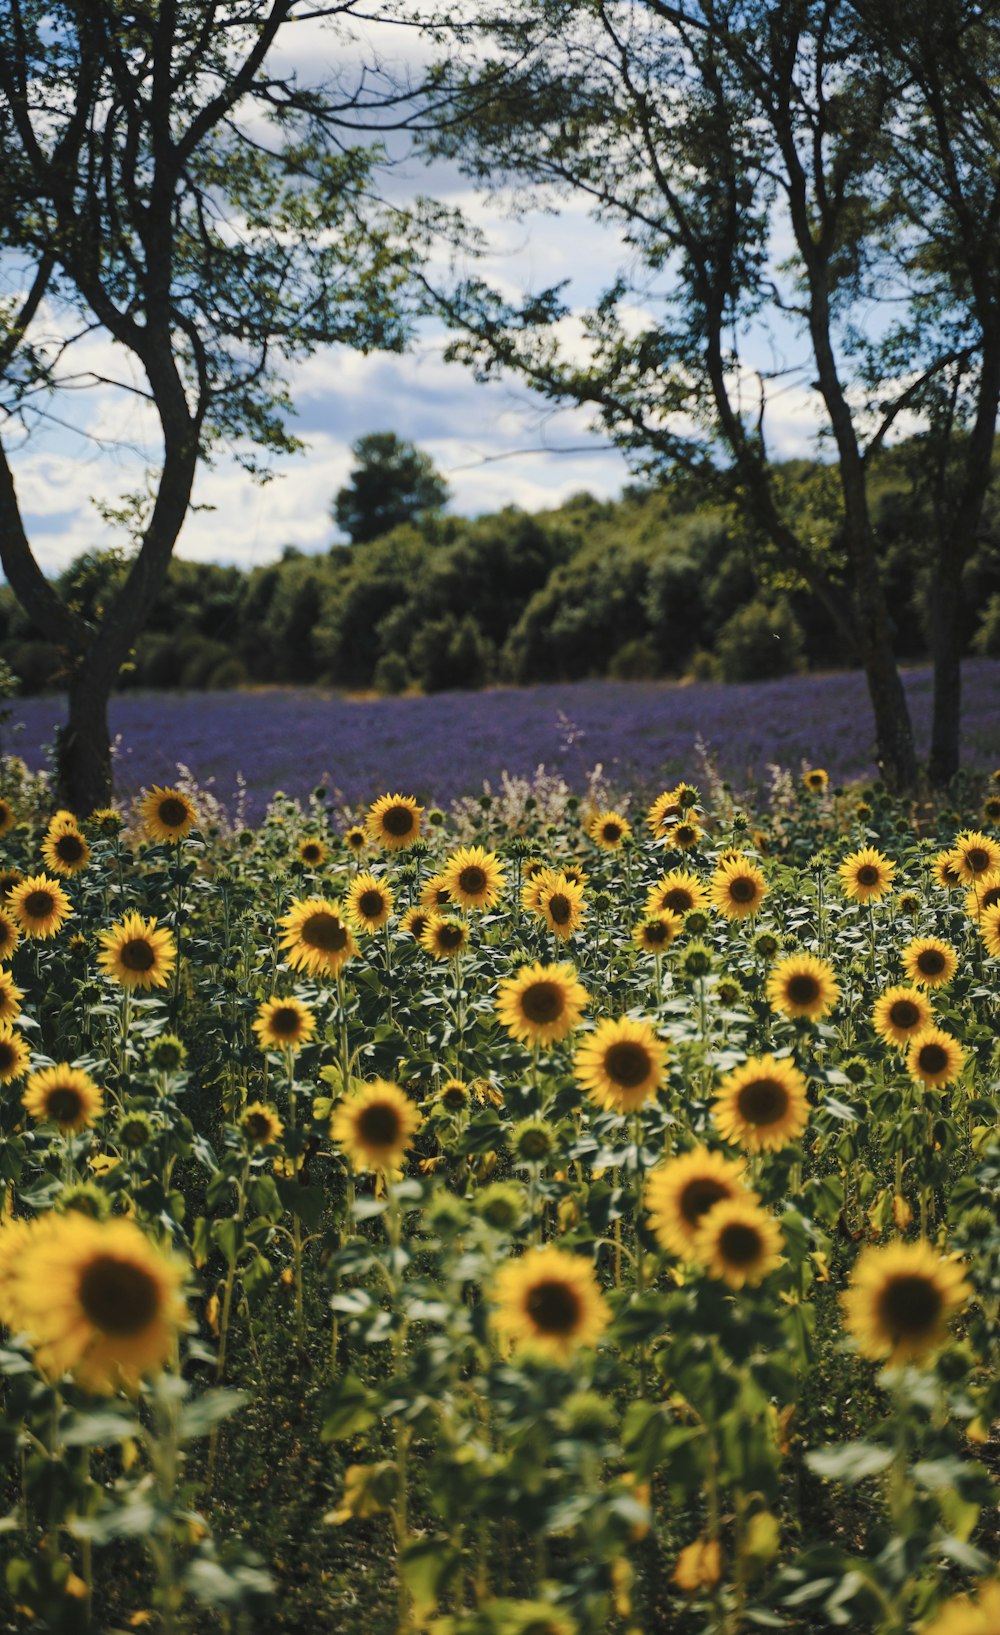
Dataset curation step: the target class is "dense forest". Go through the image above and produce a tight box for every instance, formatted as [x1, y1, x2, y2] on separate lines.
[3, 438, 999, 699]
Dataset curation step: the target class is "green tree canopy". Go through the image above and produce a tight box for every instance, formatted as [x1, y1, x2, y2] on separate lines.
[333, 433, 450, 545]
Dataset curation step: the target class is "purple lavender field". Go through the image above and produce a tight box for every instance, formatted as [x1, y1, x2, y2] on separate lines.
[6, 660, 999, 820]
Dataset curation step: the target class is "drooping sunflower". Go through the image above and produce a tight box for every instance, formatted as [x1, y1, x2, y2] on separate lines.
[766, 953, 840, 1021]
[7, 1214, 187, 1391]
[574, 1016, 668, 1113]
[0, 798, 15, 837]
[419, 914, 469, 961]
[399, 905, 432, 942]
[0, 969, 23, 1025]
[533, 869, 586, 939]
[906, 1027, 966, 1089]
[964, 871, 1000, 920]
[838, 847, 896, 903]
[297, 836, 328, 869]
[645, 868, 708, 920]
[979, 902, 1000, 958]
[22, 1064, 104, 1132]
[694, 1198, 784, 1289]
[40, 824, 91, 878]
[802, 767, 829, 793]
[240, 1101, 285, 1146]
[586, 809, 631, 850]
[97, 911, 177, 992]
[646, 787, 683, 838]
[9, 873, 73, 939]
[496, 960, 589, 1046]
[712, 1055, 810, 1153]
[872, 985, 934, 1048]
[948, 829, 1000, 885]
[645, 1146, 752, 1259]
[330, 1080, 422, 1172]
[632, 911, 684, 954]
[420, 873, 453, 911]
[346, 871, 394, 933]
[929, 849, 963, 890]
[710, 856, 768, 921]
[441, 845, 506, 911]
[920, 1581, 1000, 1635]
[491, 1245, 610, 1360]
[0, 1026, 29, 1084]
[902, 937, 958, 988]
[841, 1238, 971, 1367]
[278, 896, 357, 978]
[0, 910, 20, 963]
[252, 995, 315, 1053]
[366, 793, 423, 852]
[139, 785, 198, 843]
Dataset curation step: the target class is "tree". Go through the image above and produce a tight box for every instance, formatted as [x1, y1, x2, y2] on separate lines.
[0, 1, 419, 810]
[422, 0, 1000, 789]
[333, 431, 450, 543]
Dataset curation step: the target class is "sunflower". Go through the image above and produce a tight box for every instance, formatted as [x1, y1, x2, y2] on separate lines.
[330, 1080, 422, 1172]
[802, 767, 829, 793]
[6, 1214, 187, 1391]
[980, 902, 1000, 958]
[694, 1198, 784, 1289]
[346, 872, 394, 933]
[491, 1245, 610, 1360]
[496, 961, 589, 1047]
[633, 911, 684, 953]
[0, 866, 23, 900]
[645, 868, 708, 920]
[297, 836, 328, 869]
[672, 1539, 723, 1593]
[838, 847, 896, 903]
[278, 896, 357, 978]
[0, 912, 19, 965]
[586, 809, 631, 850]
[23, 1064, 104, 1132]
[9, 873, 73, 939]
[906, 1027, 966, 1089]
[710, 856, 768, 921]
[645, 1146, 752, 1259]
[436, 1077, 471, 1113]
[983, 796, 1000, 825]
[574, 1017, 668, 1112]
[921, 1581, 1000, 1635]
[396, 906, 429, 943]
[253, 995, 315, 1053]
[902, 937, 957, 988]
[949, 829, 1000, 885]
[0, 1026, 29, 1084]
[766, 954, 840, 1021]
[97, 911, 177, 992]
[341, 824, 367, 857]
[872, 985, 934, 1047]
[712, 1055, 810, 1153]
[560, 862, 588, 889]
[532, 869, 586, 939]
[647, 787, 684, 838]
[930, 849, 963, 890]
[965, 871, 1000, 920]
[841, 1238, 971, 1366]
[366, 793, 423, 852]
[240, 1101, 285, 1146]
[441, 845, 506, 911]
[0, 798, 15, 837]
[419, 914, 469, 960]
[139, 785, 198, 843]
[0, 970, 23, 1026]
[40, 825, 91, 877]
[670, 820, 703, 851]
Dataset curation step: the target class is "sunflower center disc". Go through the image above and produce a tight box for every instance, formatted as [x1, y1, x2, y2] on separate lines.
[736, 1078, 789, 1126]
[526, 1278, 581, 1336]
[357, 1103, 403, 1147]
[918, 1043, 948, 1075]
[79, 1255, 161, 1336]
[966, 848, 989, 873]
[604, 1041, 652, 1089]
[982, 887, 1000, 910]
[46, 1089, 84, 1125]
[680, 1178, 729, 1226]
[359, 891, 384, 918]
[158, 798, 189, 828]
[856, 865, 880, 887]
[520, 982, 564, 1024]
[24, 891, 55, 919]
[548, 893, 572, 925]
[890, 1000, 919, 1029]
[382, 807, 414, 837]
[718, 1222, 763, 1267]
[729, 877, 756, 903]
[645, 923, 668, 945]
[437, 924, 464, 951]
[57, 836, 84, 862]
[273, 1007, 300, 1036]
[661, 888, 693, 915]
[244, 1113, 272, 1142]
[918, 950, 946, 974]
[787, 974, 820, 1005]
[459, 866, 487, 895]
[121, 938, 155, 972]
[878, 1273, 943, 1336]
[301, 913, 348, 952]
[602, 825, 621, 842]
[0, 1042, 15, 1072]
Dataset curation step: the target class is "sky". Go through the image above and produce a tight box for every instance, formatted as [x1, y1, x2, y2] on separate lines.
[3, 4, 829, 577]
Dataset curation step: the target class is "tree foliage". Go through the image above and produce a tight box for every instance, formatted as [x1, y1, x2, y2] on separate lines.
[333, 432, 450, 544]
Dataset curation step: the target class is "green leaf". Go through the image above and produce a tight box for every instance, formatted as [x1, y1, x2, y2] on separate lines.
[321, 1372, 380, 1440]
[178, 1389, 249, 1441]
[806, 1443, 894, 1484]
[400, 1536, 462, 1619]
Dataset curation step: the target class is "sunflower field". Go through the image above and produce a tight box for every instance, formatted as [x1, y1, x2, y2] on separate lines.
[0, 762, 998, 1635]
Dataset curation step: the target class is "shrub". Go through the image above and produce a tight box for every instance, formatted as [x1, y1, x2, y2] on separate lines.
[715, 596, 806, 682]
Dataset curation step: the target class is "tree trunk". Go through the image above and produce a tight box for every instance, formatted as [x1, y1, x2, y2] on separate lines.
[56, 668, 114, 814]
[856, 629, 920, 793]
